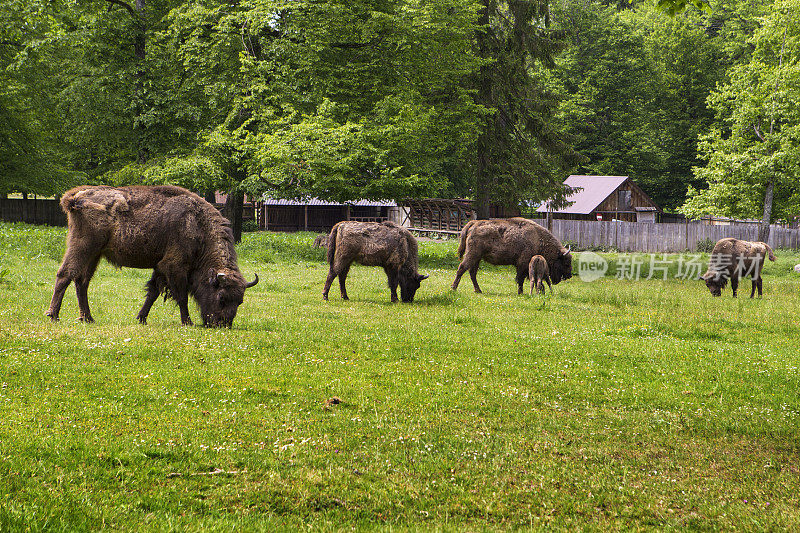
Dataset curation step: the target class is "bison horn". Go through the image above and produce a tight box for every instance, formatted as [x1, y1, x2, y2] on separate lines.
[418, 274, 429, 281]
[245, 274, 259, 288]
[565, 245, 571, 254]
[216, 272, 227, 285]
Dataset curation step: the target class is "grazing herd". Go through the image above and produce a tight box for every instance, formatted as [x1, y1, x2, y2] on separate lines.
[45, 185, 780, 327]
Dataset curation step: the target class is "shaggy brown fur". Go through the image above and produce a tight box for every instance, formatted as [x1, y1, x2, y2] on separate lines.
[452, 218, 572, 294]
[323, 221, 428, 303]
[528, 255, 552, 295]
[45, 185, 258, 327]
[701, 237, 775, 298]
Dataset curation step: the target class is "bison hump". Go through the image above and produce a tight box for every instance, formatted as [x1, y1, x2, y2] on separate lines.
[67, 188, 130, 215]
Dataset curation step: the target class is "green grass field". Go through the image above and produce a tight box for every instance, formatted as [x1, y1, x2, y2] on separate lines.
[1, 223, 799, 531]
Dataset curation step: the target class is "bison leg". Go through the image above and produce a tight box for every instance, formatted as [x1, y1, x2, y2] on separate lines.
[385, 268, 399, 303]
[530, 279, 536, 296]
[46, 244, 100, 321]
[468, 264, 482, 294]
[74, 254, 101, 323]
[451, 263, 469, 291]
[516, 266, 528, 295]
[45, 272, 73, 321]
[160, 262, 193, 325]
[730, 277, 738, 298]
[545, 275, 552, 293]
[323, 265, 337, 301]
[136, 272, 162, 324]
[337, 265, 351, 300]
[752, 277, 763, 298]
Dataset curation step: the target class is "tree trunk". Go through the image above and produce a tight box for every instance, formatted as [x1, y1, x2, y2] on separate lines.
[133, 0, 147, 163]
[474, 0, 493, 220]
[758, 179, 774, 243]
[204, 188, 216, 205]
[225, 190, 244, 243]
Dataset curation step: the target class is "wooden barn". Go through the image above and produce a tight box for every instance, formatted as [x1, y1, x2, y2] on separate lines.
[257, 198, 400, 232]
[537, 175, 661, 223]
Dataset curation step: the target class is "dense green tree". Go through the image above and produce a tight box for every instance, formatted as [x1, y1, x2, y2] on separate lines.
[234, 0, 483, 203]
[548, 1, 666, 202]
[0, 0, 82, 195]
[682, 0, 800, 239]
[472, 0, 582, 218]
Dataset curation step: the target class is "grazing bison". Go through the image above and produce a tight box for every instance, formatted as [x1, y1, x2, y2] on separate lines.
[313, 234, 329, 248]
[452, 218, 572, 294]
[323, 221, 428, 303]
[46, 185, 258, 327]
[701, 237, 775, 298]
[528, 255, 552, 295]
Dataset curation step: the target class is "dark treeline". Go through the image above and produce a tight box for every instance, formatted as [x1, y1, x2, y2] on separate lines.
[1, 0, 798, 235]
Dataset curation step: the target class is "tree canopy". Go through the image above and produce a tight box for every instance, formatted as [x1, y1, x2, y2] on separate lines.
[682, 0, 800, 233]
[1, 0, 793, 226]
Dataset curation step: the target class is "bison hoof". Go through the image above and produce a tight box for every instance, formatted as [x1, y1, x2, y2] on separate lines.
[341, 296, 349, 301]
[79, 316, 95, 323]
[137, 315, 147, 325]
[45, 310, 59, 321]
[322, 295, 329, 301]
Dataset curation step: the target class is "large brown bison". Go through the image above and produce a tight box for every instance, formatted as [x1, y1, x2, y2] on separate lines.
[701, 237, 775, 298]
[45, 185, 258, 327]
[452, 218, 572, 294]
[323, 221, 428, 303]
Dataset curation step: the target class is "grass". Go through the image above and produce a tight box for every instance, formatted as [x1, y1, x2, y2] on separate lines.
[1, 222, 799, 531]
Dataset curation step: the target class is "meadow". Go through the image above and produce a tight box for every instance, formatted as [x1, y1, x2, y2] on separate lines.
[0, 222, 799, 531]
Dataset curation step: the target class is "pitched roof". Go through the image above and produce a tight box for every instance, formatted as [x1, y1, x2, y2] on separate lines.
[261, 197, 397, 207]
[537, 175, 629, 214]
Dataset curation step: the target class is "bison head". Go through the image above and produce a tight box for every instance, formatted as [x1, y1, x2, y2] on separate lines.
[701, 271, 726, 297]
[198, 268, 259, 327]
[549, 248, 573, 284]
[399, 273, 429, 303]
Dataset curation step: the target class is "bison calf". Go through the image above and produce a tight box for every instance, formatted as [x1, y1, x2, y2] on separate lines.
[701, 237, 775, 298]
[323, 221, 428, 303]
[46, 185, 258, 327]
[528, 255, 552, 295]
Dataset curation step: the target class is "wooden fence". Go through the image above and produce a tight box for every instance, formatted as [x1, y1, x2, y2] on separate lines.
[529, 219, 800, 252]
[0, 199, 66, 226]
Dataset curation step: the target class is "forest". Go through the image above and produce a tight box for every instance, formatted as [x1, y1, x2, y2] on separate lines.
[1, 0, 798, 224]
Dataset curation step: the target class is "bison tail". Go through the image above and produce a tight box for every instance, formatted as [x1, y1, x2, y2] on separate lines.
[457, 220, 476, 259]
[765, 244, 776, 261]
[326, 223, 339, 265]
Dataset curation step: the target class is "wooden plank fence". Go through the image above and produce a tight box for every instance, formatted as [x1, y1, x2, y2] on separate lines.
[528, 219, 800, 252]
[0, 199, 66, 226]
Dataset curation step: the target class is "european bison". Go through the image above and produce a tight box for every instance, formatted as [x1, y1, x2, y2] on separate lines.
[528, 255, 552, 295]
[46, 185, 258, 327]
[701, 237, 775, 298]
[452, 218, 572, 294]
[313, 234, 329, 248]
[323, 221, 428, 303]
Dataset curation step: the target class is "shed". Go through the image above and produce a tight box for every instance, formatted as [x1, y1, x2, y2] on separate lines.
[537, 175, 661, 223]
[257, 197, 400, 232]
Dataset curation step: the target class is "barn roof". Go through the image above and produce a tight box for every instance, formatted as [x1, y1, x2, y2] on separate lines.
[536, 175, 630, 214]
[261, 197, 397, 207]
